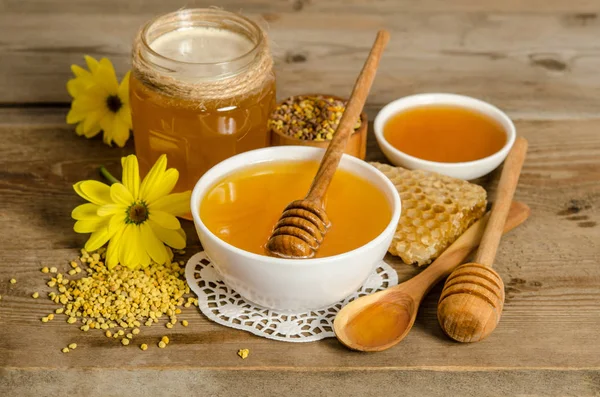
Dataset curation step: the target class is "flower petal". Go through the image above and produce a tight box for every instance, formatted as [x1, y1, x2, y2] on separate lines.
[75, 123, 86, 136]
[83, 107, 109, 134]
[139, 154, 167, 200]
[148, 191, 191, 217]
[166, 246, 174, 263]
[110, 183, 134, 206]
[84, 55, 100, 74]
[98, 203, 125, 217]
[118, 71, 130, 103]
[174, 228, 186, 247]
[66, 107, 86, 125]
[117, 106, 132, 129]
[72, 203, 100, 220]
[121, 155, 140, 200]
[96, 58, 120, 94]
[148, 210, 180, 230]
[71, 86, 107, 111]
[110, 116, 130, 148]
[74, 217, 108, 233]
[83, 123, 101, 138]
[66, 82, 78, 98]
[74, 180, 112, 205]
[71, 64, 93, 78]
[118, 224, 134, 268]
[139, 223, 169, 265]
[67, 78, 88, 98]
[119, 224, 148, 270]
[144, 169, 178, 204]
[149, 220, 186, 249]
[108, 212, 127, 235]
[99, 113, 116, 146]
[84, 227, 112, 252]
[106, 225, 124, 269]
[131, 225, 150, 269]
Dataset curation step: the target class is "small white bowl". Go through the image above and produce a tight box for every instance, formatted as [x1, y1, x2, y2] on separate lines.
[374, 93, 516, 180]
[190, 146, 401, 312]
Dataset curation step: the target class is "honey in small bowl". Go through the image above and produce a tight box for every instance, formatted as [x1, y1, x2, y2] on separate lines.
[200, 160, 392, 258]
[383, 105, 507, 163]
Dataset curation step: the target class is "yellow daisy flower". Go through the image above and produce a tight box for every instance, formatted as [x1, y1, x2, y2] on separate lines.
[71, 154, 191, 270]
[66, 56, 132, 147]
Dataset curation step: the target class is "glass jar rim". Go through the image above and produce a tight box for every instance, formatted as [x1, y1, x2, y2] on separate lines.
[139, 8, 264, 67]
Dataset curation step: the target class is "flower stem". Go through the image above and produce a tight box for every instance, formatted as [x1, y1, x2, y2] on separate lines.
[99, 166, 120, 185]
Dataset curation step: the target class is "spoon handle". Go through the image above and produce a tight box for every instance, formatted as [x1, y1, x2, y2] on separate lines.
[305, 30, 390, 203]
[474, 137, 528, 266]
[404, 201, 530, 299]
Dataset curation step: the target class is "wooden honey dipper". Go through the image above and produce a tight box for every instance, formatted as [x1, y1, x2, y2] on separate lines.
[265, 30, 390, 258]
[438, 136, 528, 342]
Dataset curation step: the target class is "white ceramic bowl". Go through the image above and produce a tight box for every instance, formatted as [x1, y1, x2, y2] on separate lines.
[374, 93, 516, 180]
[190, 146, 401, 312]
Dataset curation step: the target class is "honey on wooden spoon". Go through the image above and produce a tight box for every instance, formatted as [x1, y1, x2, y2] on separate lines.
[334, 201, 530, 351]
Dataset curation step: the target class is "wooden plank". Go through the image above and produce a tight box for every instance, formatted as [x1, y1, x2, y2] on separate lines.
[1, 10, 600, 117]
[1, 109, 599, 376]
[3, 0, 600, 14]
[1, 368, 599, 397]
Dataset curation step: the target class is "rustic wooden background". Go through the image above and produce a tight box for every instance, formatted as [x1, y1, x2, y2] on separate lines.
[1, 0, 599, 396]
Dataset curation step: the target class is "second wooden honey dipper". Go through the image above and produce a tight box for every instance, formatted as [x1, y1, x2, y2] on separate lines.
[265, 30, 390, 258]
[437, 137, 528, 342]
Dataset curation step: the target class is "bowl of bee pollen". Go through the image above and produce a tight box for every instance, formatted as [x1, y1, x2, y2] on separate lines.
[374, 93, 516, 180]
[190, 146, 401, 311]
[269, 94, 368, 159]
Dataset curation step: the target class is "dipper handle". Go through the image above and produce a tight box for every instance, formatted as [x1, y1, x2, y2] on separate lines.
[266, 30, 389, 258]
[305, 29, 390, 203]
[475, 137, 529, 266]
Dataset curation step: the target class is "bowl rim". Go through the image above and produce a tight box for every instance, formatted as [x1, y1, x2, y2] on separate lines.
[373, 93, 516, 170]
[190, 146, 401, 266]
[268, 94, 368, 144]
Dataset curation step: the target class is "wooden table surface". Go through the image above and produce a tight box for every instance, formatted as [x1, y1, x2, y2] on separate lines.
[1, 1, 600, 396]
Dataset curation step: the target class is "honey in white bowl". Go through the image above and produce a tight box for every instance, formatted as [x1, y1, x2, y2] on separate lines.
[383, 105, 506, 163]
[200, 161, 392, 258]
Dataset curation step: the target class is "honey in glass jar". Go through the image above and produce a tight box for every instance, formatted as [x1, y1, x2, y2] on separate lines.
[131, 9, 276, 192]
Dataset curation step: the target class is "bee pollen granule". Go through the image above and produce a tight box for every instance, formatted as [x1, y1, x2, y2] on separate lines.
[237, 349, 250, 359]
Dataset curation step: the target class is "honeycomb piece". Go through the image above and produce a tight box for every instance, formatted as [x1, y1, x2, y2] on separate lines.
[370, 162, 487, 266]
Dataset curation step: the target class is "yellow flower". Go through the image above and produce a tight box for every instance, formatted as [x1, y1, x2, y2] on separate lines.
[66, 55, 132, 147]
[71, 154, 191, 270]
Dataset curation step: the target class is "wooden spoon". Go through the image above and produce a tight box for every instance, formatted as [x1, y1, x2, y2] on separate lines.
[334, 201, 530, 352]
[437, 137, 528, 342]
[265, 30, 390, 259]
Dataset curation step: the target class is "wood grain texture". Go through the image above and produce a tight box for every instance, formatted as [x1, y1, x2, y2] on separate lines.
[2, 0, 600, 394]
[0, 110, 599, 380]
[2, 3, 600, 118]
[4, 0, 600, 14]
[1, 369, 598, 397]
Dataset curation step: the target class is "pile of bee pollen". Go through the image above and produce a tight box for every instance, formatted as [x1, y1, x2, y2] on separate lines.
[41, 248, 197, 350]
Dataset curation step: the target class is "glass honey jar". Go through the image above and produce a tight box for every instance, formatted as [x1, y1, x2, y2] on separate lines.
[131, 9, 276, 192]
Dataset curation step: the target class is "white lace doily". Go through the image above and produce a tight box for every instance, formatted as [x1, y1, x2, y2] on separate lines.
[185, 252, 398, 342]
